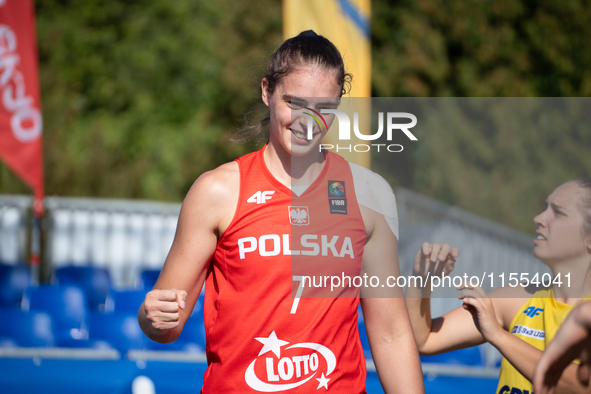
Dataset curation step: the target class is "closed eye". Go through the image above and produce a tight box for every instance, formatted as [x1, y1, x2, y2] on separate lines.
[283, 95, 306, 109]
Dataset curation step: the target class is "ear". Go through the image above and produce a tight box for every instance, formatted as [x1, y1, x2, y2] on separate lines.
[261, 78, 270, 107]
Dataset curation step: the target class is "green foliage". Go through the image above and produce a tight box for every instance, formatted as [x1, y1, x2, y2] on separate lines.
[371, 0, 591, 233]
[26, 0, 281, 200]
[1, 0, 589, 235]
[372, 0, 591, 97]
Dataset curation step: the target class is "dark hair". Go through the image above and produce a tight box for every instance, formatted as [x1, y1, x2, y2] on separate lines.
[235, 30, 352, 143]
[569, 177, 591, 236]
[265, 30, 352, 97]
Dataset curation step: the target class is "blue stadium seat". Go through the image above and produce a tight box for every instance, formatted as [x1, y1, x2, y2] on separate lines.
[356, 304, 372, 357]
[357, 322, 371, 356]
[176, 313, 207, 351]
[88, 312, 146, 353]
[0, 263, 31, 308]
[55, 266, 111, 311]
[420, 346, 485, 366]
[138, 269, 160, 290]
[106, 289, 148, 314]
[0, 337, 18, 348]
[25, 285, 89, 347]
[0, 309, 55, 347]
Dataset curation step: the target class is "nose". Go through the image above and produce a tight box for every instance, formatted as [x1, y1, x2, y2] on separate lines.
[533, 211, 546, 228]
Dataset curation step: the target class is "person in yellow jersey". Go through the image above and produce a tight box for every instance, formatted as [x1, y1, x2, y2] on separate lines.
[405, 178, 591, 394]
[533, 300, 591, 394]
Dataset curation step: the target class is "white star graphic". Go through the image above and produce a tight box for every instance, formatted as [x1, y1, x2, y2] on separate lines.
[254, 331, 289, 358]
[316, 373, 330, 390]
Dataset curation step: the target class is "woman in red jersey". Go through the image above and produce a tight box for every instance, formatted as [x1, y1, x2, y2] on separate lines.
[406, 178, 591, 394]
[139, 30, 424, 393]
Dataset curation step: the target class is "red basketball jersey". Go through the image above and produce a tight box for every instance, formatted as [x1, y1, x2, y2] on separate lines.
[202, 146, 367, 393]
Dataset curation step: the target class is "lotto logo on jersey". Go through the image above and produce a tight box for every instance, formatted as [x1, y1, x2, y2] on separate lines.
[244, 331, 336, 392]
[289, 206, 309, 226]
[248, 191, 275, 204]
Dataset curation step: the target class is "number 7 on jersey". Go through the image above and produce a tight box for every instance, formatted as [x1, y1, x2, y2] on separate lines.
[291, 276, 306, 314]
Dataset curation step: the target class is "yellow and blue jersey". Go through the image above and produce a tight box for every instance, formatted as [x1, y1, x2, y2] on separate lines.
[497, 288, 587, 394]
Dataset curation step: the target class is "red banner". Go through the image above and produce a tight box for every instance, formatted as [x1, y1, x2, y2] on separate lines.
[0, 0, 44, 214]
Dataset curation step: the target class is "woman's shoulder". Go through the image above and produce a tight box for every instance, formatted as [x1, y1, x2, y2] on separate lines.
[182, 161, 240, 217]
[191, 161, 239, 196]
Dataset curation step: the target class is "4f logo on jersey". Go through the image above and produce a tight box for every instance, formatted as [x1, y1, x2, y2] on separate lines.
[244, 331, 336, 392]
[248, 191, 275, 204]
[289, 206, 310, 226]
[523, 307, 543, 318]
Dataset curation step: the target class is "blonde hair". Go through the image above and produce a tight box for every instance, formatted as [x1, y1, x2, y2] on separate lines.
[569, 178, 591, 236]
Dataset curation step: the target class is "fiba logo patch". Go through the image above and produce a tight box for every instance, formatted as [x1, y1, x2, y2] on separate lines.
[289, 206, 310, 226]
[328, 181, 346, 197]
[244, 331, 336, 392]
[328, 181, 347, 215]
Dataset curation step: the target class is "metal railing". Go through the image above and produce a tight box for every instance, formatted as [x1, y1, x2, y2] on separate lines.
[0, 194, 30, 264]
[0, 189, 542, 294]
[0, 189, 545, 374]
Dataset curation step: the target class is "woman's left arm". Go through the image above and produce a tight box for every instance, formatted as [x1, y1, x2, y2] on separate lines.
[360, 206, 424, 393]
[361, 297, 425, 393]
[461, 288, 590, 393]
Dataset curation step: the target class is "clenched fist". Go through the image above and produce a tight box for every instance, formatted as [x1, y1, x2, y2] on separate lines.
[143, 288, 187, 331]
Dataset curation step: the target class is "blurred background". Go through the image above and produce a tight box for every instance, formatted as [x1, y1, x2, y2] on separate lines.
[2, 0, 590, 232]
[0, 0, 590, 393]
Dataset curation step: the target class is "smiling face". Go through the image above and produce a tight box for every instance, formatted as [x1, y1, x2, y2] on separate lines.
[262, 66, 341, 158]
[533, 182, 591, 265]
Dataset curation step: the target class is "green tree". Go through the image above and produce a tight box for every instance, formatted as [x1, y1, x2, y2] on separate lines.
[372, 0, 591, 233]
[0, 0, 282, 200]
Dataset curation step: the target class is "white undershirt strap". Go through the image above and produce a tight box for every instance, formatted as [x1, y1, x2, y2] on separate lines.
[287, 185, 308, 197]
[349, 163, 399, 239]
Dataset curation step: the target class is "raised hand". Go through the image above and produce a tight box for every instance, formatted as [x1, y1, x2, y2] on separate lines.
[412, 242, 460, 279]
[458, 284, 504, 343]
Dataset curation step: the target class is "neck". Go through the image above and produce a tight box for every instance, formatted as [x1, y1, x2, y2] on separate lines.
[548, 256, 591, 303]
[263, 141, 326, 188]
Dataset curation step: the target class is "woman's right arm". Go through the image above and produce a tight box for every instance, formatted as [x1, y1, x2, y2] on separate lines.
[138, 162, 239, 344]
[405, 242, 489, 355]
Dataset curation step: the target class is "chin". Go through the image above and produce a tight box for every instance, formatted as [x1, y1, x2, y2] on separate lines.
[289, 146, 317, 158]
[288, 140, 320, 157]
[533, 247, 549, 265]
